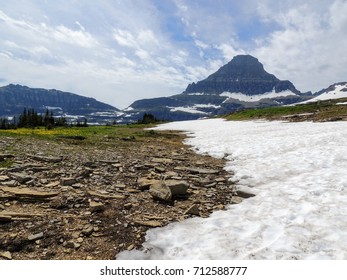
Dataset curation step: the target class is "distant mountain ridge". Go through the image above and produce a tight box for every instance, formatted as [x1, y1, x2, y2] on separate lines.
[1, 55, 346, 124]
[121, 55, 311, 122]
[0, 84, 119, 118]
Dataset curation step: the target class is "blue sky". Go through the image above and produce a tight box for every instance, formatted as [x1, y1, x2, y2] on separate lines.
[1, 0, 346, 108]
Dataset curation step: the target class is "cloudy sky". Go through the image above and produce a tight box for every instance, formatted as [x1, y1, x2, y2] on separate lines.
[1, 0, 346, 109]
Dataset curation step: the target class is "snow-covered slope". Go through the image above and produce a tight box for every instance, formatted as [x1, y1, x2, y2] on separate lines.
[300, 82, 347, 104]
[118, 119, 347, 260]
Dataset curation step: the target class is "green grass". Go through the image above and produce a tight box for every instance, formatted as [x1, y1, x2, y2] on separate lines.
[0, 123, 178, 149]
[0, 124, 156, 142]
[225, 98, 347, 121]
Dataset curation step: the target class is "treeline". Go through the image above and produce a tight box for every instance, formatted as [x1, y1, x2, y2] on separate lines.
[137, 113, 160, 124]
[0, 108, 78, 130]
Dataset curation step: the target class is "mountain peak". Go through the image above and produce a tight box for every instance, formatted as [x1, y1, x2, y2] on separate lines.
[226, 54, 261, 66]
[208, 54, 270, 80]
[184, 54, 299, 95]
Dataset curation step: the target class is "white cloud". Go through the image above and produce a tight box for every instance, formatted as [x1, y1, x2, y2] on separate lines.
[0, 0, 346, 109]
[329, 0, 347, 33]
[194, 40, 208, 49]
[216, 43, 245, 62]
[53, 25, 98, 47]
[252, 0, 347, 92]
[113, 29, 138, 48]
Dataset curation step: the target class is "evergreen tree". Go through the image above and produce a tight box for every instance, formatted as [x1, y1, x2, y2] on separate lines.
[18, 108, 27, 128]
[138, 113, 159, 124]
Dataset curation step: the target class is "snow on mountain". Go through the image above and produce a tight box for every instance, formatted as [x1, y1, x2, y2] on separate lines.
[299, 82, 347, 104]
[169, 106, 208, 115]
[118, 119, 347, 260]
[169, 103, 221, 115]
[121, 55, 306, 122]
[221, 89, 299, 103]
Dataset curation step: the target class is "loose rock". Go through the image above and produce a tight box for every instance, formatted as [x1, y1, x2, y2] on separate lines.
[8, 172, 33, 184]
[89, 201, 105, 212]
[185, 204, 200, 216]
[137, 177, 159, 190]
[28, 232, 44, 241]
[134, 220, 162, 227]
[0, 186, 59, 200]
[0, 251, 12, 260]
[149, 182, 172, 202]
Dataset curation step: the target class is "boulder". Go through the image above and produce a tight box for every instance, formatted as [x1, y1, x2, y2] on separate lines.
[137, 177, 160, 190]
[149, 182, 172, 202]
[165, 180, 189, 196]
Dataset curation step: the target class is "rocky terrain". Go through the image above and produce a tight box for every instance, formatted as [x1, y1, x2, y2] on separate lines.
[0, 127, 243, 260]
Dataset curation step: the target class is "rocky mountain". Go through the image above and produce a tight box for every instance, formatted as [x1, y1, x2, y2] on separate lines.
[121, 55, 312, 122]
[0, 84, 120, 123]
[184, 55, 300, 95]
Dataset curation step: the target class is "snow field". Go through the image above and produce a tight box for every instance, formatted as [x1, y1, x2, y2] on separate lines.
[118, 119, 347, 260]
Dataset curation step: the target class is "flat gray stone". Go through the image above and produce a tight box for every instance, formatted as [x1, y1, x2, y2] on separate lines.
[8, 172, 33, 184]
[28, 232, 44, 241]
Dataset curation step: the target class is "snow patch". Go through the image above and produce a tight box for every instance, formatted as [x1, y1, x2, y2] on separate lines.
[194, 103, 221, 109]
[186, 92, 208, 96]
[168, 104, 220, 114]
[169, 106, 208, 115]
[43, 106, 63, 111]
[221, 90, 297, 103]
[123, 107, 134, 111]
